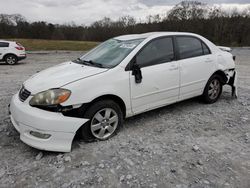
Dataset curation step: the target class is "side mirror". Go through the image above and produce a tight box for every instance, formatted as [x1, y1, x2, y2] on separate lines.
[132, 62, 142, 84]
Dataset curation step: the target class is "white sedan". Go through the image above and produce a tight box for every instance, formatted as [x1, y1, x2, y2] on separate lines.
[9, 32, 237, 152]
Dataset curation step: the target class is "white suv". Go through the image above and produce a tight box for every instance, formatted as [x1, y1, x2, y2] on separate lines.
[0, 40, 26, 65]
[9, 32, 237, 152]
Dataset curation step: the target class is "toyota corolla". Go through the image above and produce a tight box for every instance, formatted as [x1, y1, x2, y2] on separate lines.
[9, 32, 237, 152]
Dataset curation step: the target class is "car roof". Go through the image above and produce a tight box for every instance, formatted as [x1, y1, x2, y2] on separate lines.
[0, 40, 14, 43]
[114, 32, 201, 41]
[115, 31, 219, 55]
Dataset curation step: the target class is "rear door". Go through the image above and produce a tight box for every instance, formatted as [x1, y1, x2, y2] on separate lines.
[0, 42, 9, 60]
[129, 37, 180, 114]
[175, 36, 216, 100]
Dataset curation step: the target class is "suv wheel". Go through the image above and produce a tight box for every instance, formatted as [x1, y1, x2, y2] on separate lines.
[80, 100, 123, 142]
[5, 54, 18, 65]
[203, 75, 223, 104]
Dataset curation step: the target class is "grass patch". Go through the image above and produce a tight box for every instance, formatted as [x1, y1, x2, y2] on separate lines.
[10, 39, 99, 51]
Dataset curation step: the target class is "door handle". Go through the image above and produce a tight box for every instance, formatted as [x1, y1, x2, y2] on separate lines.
[205, 58, 213, 63]
[169, 65, 178, 71]
[169, 67, 178, 71]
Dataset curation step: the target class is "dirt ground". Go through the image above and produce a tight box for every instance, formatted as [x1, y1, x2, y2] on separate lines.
[0, 49, 249, 188]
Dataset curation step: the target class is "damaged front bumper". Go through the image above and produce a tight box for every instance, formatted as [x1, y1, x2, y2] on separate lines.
[9, 94, 89, 152]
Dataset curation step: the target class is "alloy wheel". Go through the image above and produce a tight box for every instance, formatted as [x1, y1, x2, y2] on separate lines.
[90, 108, 118, 140]
[208, 79, 221, 100]
[6, 56, 17, 65]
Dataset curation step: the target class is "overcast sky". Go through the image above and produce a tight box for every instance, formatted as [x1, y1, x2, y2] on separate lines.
[0, 0, 250, 25]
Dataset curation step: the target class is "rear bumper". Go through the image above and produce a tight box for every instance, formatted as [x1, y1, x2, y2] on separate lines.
[231, 70, 238, 98]
[18, 55, 27, 61]
[226, 69, 238, 98]
[9, 94, 88, 152]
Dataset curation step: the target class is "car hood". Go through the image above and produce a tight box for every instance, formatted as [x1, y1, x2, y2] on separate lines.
[24, 61, 108, 94]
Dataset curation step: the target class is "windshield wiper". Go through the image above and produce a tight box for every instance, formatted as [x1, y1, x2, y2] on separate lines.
[75, 58, 104, 68]
[73, 58, 83, 63]
[83, 60, 104, 68]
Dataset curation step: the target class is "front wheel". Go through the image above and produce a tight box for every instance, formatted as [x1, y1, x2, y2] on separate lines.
[202, 75, 223, 104]
[5, 54, 18, 65]
[80, 100, 123, 142]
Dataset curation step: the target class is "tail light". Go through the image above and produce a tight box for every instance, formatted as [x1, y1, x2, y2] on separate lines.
[15, 42, 25, 50]
[15, 46, 24, 50]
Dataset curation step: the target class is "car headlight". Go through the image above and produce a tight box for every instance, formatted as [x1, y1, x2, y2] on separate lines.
[29, 89, 71, 106]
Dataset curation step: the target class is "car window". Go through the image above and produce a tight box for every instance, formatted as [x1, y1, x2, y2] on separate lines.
[0, 42, 9, 47]
[202, 42, 210, 55]
[176, 36, 204, 59]
[136, 37, 174, 67]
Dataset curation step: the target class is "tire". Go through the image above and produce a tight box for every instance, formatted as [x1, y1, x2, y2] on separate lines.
[5, 54, 18, 65]
[80, 100, 123, 142]
[202, 74, 223, 104]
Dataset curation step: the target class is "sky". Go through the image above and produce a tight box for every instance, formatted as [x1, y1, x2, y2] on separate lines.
[0, 0, 250, 25]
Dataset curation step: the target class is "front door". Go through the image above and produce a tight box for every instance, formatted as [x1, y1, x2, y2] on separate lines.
[129, 37, 180, 114]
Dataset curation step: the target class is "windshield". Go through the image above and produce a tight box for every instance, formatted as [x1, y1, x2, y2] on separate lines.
[74, 38, 144, 68]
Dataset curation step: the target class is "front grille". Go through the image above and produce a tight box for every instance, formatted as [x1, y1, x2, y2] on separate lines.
[19, 86, 31, 102]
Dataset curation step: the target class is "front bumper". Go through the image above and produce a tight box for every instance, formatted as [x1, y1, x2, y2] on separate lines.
[9, 94, 88, 152]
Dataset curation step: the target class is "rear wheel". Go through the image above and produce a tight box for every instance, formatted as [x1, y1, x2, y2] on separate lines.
[5, 54, 18, 65]
[202, 75, 223, 104]
[80, 100, 123, 142]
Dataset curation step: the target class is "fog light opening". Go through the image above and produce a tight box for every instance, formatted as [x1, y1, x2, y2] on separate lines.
[30, 131, 51, 139]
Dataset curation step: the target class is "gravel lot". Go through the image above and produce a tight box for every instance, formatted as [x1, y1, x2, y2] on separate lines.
[0, 49, 249, 188]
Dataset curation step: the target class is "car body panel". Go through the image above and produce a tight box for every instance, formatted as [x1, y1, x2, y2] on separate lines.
[61, 66, 133, 117]
[10, 94, 88, 152]
[179, 54, 217, 100]
[24, 61, 108, 94]
[130, 61, 180, 114]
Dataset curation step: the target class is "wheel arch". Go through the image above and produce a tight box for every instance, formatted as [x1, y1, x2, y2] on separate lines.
[91, 94, 126, 118]
[202, 70, 225, 104]
[202, 69, 227, 95]
[73, 94, 127, 141]
[3, 53, 18, 60]
[211, 70, 228, 85]
[80, 94, 127, 119]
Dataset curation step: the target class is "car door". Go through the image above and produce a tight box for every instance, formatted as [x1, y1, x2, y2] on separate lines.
[129, 37, 180, 114]
[175, 36, 216, 100]
[0, 42, 9, 60]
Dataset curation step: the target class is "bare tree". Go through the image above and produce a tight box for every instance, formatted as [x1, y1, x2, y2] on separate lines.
[167, 1, 208, 20]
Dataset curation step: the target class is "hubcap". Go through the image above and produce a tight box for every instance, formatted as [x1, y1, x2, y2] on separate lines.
[208, 79, 221, 100]
[6, 56, 16, 65]
[90, 108, 118, 140]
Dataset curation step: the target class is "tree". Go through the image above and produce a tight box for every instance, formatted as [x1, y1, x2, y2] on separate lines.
[0, 1, 250, 46]
[168, 1, 208, 20]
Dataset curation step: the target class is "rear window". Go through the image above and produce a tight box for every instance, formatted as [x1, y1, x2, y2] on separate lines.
[176, 36, 211, 60]
[16, 42, 23, 47]
[0, 42, 9, 47]
[176, 37, 203, 59]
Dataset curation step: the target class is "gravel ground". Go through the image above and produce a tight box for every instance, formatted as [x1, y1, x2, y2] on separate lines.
[0, 49, 249, 188]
